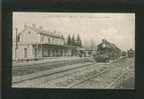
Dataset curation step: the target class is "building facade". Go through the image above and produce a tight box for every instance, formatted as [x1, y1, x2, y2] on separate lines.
[13, 24, 74, 61]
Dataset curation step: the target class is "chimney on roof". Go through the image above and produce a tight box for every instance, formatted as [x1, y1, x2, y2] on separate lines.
[102, 39, 107, 43]
[24, 24, 27, 29]
[32, 24, 36, 28]
[39, 26, 43, 30]
[53, 30, 56, 34]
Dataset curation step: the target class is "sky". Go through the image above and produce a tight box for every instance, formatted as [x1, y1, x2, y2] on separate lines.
[13, 12, 135, 51]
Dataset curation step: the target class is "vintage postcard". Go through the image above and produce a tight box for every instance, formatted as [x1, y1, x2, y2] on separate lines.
[12, 12, 135, 89]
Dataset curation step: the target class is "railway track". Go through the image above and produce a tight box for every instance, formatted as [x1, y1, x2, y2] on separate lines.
[105, 66, 134, 89]
[12, 62, 95, 85]
[13, 62, 112, 88]
[70, 60, 134, 89]
[12, 58, 134, 88]
[105, 71, 129, 88]
[12, 57, 92, 76]
[69, 68, 110, 88]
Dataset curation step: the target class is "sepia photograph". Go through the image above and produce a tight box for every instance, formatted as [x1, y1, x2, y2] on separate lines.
[12, 12, 135, 89]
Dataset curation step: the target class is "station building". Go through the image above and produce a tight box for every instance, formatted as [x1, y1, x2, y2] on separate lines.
[13, 24, 76, 61]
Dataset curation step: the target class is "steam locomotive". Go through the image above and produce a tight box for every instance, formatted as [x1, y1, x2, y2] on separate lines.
[93, 39, 121, 62]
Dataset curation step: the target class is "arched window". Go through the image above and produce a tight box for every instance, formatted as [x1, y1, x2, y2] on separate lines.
[24, 48, 27, 58]
[48, 37, 50, 44]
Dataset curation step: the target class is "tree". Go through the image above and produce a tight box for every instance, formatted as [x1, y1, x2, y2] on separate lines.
[71, 34, 75, 46]
[76, 34, 82, 47]
[67, 34, 71, 45]
[67, 34, 82, 47]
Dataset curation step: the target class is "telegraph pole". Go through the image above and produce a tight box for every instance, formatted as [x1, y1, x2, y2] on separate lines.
[15, 27, 18, 60]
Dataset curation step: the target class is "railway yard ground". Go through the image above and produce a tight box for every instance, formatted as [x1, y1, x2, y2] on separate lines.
[12, 56, 135, 89]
